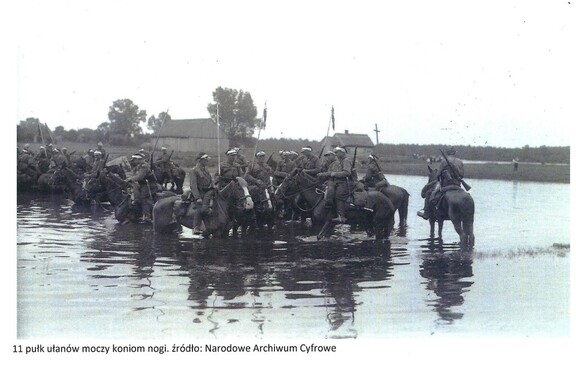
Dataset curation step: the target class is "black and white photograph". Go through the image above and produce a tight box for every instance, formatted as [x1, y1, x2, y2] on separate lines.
[6, 0, 574, 366]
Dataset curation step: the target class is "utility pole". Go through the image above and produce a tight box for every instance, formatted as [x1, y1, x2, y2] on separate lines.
[373, 123, 380, 145]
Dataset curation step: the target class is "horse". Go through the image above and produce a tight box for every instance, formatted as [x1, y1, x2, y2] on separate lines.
[85, 169, 176, 224]
[247, 183, 276, 230]
[422, 166, 475, 247]
[372, 181, 410, 228]
[275, 170, 396, 241]
[154, 163, 186, 194]
[55, 165, 92, 205]
[152, 177, 254, 237]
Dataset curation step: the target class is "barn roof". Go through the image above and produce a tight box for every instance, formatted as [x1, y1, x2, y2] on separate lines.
[157, 118, 224, 138]
[321, 132, 374, 148]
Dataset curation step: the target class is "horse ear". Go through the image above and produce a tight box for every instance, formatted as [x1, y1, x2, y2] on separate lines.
[427, 165, 433, 173]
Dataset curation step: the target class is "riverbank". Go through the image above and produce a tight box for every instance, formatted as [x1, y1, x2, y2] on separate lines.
[378, 160, 570, 184]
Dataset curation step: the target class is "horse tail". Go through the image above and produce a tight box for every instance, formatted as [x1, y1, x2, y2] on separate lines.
[398, 188, 410, 227]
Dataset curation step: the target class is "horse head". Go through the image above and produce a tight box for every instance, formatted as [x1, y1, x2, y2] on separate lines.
[234, 177, 254, 210]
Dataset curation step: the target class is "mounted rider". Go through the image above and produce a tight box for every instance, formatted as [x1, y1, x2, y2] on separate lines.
[96, 142, 106, 158]
[86, 150, 105, 178]
[295, 146, 321, 177]
[317, 146, 353, 223]
[246, 151, 274, 209]
[418, 147, 465, 220]
[215, 148, 244, 188]
[273, 150, 296, 186]
[186, 152, 215, 234]
[233, 147, 249, 172]
[124, 152, 155, 223]
[158, 147, 173, 180]
[320, 151, 336, 173]
[363, 154, 389, 188]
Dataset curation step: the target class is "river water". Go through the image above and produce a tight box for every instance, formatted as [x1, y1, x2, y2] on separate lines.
[16, 174, 570, 339]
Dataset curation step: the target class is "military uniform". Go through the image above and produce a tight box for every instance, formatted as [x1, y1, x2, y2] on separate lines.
[274, 157, 296, 186]
[438, 154, 464, 187]
[126, 160, 154, 221]
[319, 152, 353, 221]
[363, 160, 387, 187]
[296, 153, 321, 176]
[216, 160, 244, 187]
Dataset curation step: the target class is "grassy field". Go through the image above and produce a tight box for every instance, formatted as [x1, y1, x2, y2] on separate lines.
[23, 141, 570, 184]
[379, 161, 570, 184]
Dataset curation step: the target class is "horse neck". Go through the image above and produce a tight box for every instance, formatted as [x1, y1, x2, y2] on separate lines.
[295, 174, 323, 204]
[103, 175, 128, 206]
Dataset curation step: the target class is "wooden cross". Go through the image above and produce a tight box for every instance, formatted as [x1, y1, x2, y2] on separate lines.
[374, 123, 380, 145]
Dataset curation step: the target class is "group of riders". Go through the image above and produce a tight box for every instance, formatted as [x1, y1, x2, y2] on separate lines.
[17, 139, 466, 236]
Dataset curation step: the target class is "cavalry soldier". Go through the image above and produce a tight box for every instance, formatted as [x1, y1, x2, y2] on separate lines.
[35, 146, 50, 173]
[158, 147, 173, 181]
[215, 148, 244, 188]
[83, 149, 95, 168]
[233, 147, 249, 172]
[50, 148, 68, 169]
[296, 146, 321, 176]
[90, 150, 106, 175]
[273, 151, 296, 186]
[187, 153, 215, 234]
[247, 151, 273, 188]
[418, 147, 465, 220]
[96, 142, 106, 158]
[61, 147, 71, 167]
[320, 151, 336, 173]
[317, 146, 352, 223]
[363, 154, 389, 188]
[18, 145, 36, 175]
[124, 153, 154, 223]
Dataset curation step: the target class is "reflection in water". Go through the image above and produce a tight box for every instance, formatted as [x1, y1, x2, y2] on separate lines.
[419, 242, 474, 324]
[16, 173, 571, 338]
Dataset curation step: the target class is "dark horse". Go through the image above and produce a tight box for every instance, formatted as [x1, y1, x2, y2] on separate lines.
[152, 177, 254, 237]
[422, 166, 475, 247]
[372, 181, 410, 229]
[154, 163, 186, 194]
[85, 169, 175, 224]
[275, 170, 396, 241]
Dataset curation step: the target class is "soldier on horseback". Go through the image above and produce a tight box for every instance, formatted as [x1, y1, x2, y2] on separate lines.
[363, 154, 389, 188]
[185, 153, 215, 234]
[317, 146, 352, 223]
[418, 147, 465, 220]
[273, 151, 296, 186]
[158, 147, 173, 182]
[320, 151, 336, 173]
[216, 148, 244, 188]
[296, 146, 321, 176]
[124, 153, 155, 223]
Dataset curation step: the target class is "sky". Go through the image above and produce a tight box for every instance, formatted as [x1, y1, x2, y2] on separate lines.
[8, 0, 575, 148]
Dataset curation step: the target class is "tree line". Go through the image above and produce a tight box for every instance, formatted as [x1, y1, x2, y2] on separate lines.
[16, 86, 569, 164]
[17, 86, 264, 147]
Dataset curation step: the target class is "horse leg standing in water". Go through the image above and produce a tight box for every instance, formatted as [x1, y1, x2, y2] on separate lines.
[419, 166, 475, 246]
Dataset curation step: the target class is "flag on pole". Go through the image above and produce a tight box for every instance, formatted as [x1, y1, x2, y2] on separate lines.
[331, 106, 335, 130]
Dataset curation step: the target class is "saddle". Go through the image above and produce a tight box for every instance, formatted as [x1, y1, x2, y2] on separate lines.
[433, 185, 462, 219]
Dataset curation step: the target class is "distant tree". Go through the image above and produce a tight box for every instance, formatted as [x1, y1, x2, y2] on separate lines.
[108, 99, 147, 138]
[97, 122, 111, 143]
[147, 111, 171, 134]
[64, 129, 79, 142]
[17, 117, 41, 142]
[207, 87, 258, 147]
